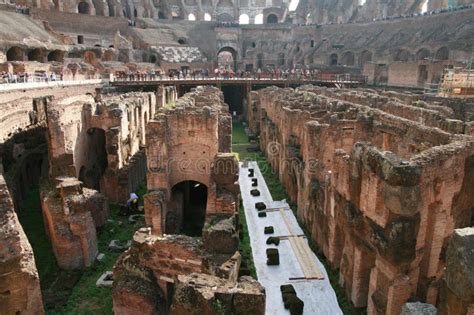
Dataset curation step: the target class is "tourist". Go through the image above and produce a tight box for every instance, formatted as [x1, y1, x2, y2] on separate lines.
[127, 192, 139, 213]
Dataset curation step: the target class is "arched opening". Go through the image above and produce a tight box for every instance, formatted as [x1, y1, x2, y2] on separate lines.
[177, 38, 187, 45]
[48, 50, 64, 62]
[359, 50, 372, 67]
[254, 13, 263, 24]
[78, 1, 90, 14]
[217, 12, 234, 22]
[329, 53, 338, 66]
[28, 49, 44, 62]
[341, 51, 355, 66]
[84, 51, 96, 64]
[150, 55, 157, 63]
[204, 13, 211, 21]
[188, 13, 196, 21]
[158, 11, 166, 19]
[394, 49, 412, 62]
[7, 46, 25, 61]
[79, 128, 108, 191]
[102, 49, 114, 61]
[217, 47, 237, 70]
[266, 14, 278, 24]
[416, 48, 431, 61]
[310, 40, 314, 48]
[435, 47, 449, 61]
[168, 181, 208, 236]
[134, 8, 137, 17]
[239, 13, 249, 24]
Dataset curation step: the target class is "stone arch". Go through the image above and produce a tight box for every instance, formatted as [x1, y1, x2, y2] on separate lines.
[254, 13, 263, 24]
[329, 53, 338, 66]
[435, 47, 449, 61]
[84, 51, 97, 64]
[416, 48, 431, 61]
[266, 14, 278, 24]
[359, 50, 372, 67]
[217, 12, 234, 21]
[28, 48, 45, 62]
[204, 12, 212, 21]
[341, 51, 355, 66]
[394, 49, 412, 62]
[218, 46, 238, 70]
[78, 1, 91, 14]
[48, 50, 65, 62]
[102, 49, 114, 61]
[7, 46, 25, 61]
[188, 13, 196, 21]
[239, 13, 249, 24]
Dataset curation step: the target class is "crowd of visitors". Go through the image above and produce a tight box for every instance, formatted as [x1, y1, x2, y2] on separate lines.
[114, 66, 364, 82]
[0, 71, 63, 83]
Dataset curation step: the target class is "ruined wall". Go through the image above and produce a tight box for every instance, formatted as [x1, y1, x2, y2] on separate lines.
[249, 86, 474, 314]
[41, 177, 108, 269]
[47, 91, 154, 203]
[0, 174, 44, 314]
[145, 86, 238, 235]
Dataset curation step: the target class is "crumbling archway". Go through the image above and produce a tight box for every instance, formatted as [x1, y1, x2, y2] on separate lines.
[7, 46, 25, 61]
[217, 46, 237, 70]
[168, 180, 208, 236]
[48, 50, 64, 62]
[28, 48, 44, 62]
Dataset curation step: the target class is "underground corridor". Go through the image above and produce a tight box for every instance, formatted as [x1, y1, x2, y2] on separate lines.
[168, 180, 208, 236]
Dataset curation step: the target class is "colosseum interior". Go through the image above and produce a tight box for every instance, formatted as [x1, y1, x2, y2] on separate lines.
[0, 0, 473, 314]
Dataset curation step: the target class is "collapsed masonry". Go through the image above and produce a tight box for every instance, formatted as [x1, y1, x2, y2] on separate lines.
[248, 86, 474, 314]
[41, 91, 158, 269]
[112, 86, 266, 314]
[0, 174, 44, 314]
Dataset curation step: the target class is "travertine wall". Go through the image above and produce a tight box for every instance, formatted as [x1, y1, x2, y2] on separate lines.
[249, 86, 474, 314]
[145, 86, 238, 234]
[0, 174, 44, 314]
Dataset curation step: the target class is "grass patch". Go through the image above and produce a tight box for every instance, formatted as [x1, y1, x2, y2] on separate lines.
[48, 201, 141, 315]
[18, 181, 146, 315]
[232, 120, 366, 315]
[238, 204, 257, 279]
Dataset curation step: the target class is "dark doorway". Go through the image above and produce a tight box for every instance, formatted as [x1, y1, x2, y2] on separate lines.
[78, 2, 90, 14]
[169, 181, 207, 236]
[418, 65, 428, 86]
[329, 53, 338, 66]
[266, 14, 278, 24]
[222, 84, 244, 114]
[7, 46, 25, 61]
[79, 128, 108, 191]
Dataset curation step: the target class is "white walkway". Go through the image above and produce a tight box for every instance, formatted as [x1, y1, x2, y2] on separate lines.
[239, 161, 342, 315]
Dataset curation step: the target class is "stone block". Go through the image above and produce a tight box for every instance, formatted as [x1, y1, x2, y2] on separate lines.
[250, 189, 261, 197]
[255, 202, 266, 210]
[203, 216, 239, 254]
[266, 248, 279, 265]
[96, 271, 114, 288]
[400, 302, 437, 315]
[264, 226, 274, 234]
